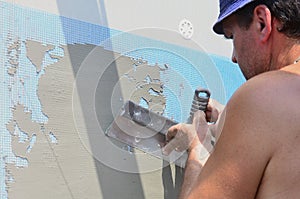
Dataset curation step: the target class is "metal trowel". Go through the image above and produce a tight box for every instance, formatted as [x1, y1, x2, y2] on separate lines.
[105, 88, 210, 168]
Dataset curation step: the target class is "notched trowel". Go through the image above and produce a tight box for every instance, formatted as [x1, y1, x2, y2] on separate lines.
[105, 88, 210, 168]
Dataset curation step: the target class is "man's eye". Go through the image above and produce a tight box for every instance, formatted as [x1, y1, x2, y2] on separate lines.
[224, 34, 233, 40]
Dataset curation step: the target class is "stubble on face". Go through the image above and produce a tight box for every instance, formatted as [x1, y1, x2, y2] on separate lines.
[223, 15, 269, 80]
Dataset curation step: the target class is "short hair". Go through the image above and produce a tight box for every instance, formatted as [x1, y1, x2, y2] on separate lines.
[235, 0, 300, 39]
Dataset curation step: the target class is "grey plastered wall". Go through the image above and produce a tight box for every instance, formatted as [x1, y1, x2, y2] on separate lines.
[2, 0, 233, 198]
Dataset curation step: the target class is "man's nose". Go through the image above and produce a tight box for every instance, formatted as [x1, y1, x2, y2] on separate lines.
[231, 50, 237, 63]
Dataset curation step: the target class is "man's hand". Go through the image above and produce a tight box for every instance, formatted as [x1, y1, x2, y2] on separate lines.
[162, 111, 213, 157]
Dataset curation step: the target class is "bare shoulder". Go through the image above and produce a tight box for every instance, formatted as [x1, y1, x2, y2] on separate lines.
[230, 69, 300, 118]
[226, 69, 300, 146]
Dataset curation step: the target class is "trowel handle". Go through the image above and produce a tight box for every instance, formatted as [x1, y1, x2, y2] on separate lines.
[188, 88, 210, 123]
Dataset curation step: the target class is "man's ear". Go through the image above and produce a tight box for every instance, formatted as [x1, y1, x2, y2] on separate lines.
[253, 5, 272, 42]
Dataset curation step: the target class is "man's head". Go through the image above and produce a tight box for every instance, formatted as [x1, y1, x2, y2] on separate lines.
[213, 0, 300, 80]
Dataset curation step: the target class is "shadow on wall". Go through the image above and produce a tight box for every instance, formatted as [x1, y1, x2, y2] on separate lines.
[56, 0, 182, 198]
[56, 0, 144, 198]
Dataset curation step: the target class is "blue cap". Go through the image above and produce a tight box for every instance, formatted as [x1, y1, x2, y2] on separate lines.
[213, 0, 255, 34]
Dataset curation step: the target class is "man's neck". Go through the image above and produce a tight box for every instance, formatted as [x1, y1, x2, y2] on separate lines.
[271, 35, 300, 70]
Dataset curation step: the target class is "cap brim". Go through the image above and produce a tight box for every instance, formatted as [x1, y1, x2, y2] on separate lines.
[213, 21, 224, 35]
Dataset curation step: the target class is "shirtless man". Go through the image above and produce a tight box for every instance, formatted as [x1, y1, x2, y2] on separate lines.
[163, 0, 300, 198]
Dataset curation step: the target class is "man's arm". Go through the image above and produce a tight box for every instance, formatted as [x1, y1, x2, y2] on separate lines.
[179, 145, 209, 199]
[178, 145, 204, 199]
[178, 111, 219, 199]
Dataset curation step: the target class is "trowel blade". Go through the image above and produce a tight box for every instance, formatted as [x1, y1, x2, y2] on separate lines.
[105, 100, 187, 168]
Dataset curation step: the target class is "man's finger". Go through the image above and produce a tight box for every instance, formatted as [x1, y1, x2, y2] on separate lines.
[162, 137, 181, 155]
[166, 124, 180, 141]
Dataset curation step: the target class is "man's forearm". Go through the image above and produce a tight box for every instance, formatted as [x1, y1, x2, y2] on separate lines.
[179, 145, 206, 199]
[179, 127, 215, 199]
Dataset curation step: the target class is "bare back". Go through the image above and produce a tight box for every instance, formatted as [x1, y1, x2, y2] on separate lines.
[256, 65, 300, 198]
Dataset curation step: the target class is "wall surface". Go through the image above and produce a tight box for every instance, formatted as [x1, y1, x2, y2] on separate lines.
[0, 1, 245, 199]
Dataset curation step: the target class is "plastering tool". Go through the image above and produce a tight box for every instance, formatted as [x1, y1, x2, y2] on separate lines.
[105, 88, 210, 168]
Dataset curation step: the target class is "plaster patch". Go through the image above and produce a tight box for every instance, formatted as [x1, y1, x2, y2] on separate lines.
[9, 104, 41, 134]
[114, 56, 166, 114]
[25, 40, 55, 73]
[6, 104, 40, 159]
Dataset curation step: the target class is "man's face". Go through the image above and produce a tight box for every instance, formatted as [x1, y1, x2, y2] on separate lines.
[222, 15, 268, 80]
